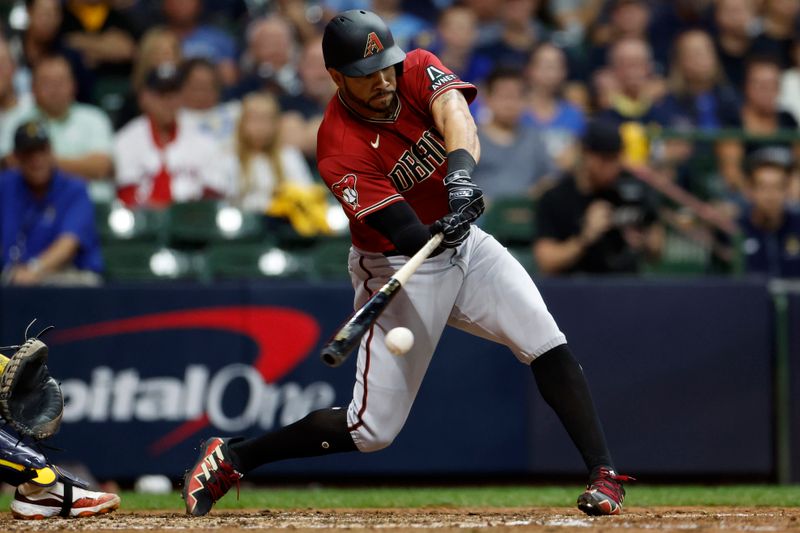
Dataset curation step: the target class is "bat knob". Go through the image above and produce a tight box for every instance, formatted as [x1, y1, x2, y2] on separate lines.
[321, 345, 346, 368]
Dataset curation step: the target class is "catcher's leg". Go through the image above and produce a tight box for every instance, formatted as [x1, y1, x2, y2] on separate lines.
[11, 464, 120, 520]
[0, 427, 119, 520]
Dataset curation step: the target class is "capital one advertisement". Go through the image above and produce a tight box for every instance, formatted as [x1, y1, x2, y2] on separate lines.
[0, 285, 531, 480]
[0, 280, 776, 479]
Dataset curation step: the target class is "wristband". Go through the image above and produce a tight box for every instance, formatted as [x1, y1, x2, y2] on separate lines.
[446, 149, 476, 175]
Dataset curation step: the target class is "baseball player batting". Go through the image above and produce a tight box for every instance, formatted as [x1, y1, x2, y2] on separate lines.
[182, 10, 632, 517]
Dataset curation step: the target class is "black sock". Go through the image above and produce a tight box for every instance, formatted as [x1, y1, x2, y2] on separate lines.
[531, 344, 614, 474]
[229, 407, 357, 473]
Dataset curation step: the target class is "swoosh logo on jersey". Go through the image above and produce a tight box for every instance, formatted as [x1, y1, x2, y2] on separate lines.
[370, 134, 380, 149]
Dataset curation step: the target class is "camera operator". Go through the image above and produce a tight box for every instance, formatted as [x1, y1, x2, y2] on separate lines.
[534, 120, 665, 275]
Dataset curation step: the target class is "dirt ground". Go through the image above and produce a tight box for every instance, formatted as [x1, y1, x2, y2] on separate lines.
[0, 507, 798, 532]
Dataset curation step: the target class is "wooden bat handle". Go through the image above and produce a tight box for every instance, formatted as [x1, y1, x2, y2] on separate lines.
[391, 233, 443, 285]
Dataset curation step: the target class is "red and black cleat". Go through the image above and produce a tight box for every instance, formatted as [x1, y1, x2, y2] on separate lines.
[182, 437, 243, 517]
[577, 467, 635, 516]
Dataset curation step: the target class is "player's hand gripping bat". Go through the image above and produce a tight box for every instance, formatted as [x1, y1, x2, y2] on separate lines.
[321, 233, 444, 367]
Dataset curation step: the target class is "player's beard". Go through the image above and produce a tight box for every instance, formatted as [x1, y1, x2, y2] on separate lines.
[342, 85, 398, 118]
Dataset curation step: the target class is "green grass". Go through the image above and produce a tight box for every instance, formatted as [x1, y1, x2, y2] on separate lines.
[2, 485, 798, 511]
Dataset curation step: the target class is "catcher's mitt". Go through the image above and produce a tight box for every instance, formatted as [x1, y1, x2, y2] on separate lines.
[0, 338, 64, 440]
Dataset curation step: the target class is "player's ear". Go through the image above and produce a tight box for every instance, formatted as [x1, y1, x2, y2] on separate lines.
[328, 68, 345, 89]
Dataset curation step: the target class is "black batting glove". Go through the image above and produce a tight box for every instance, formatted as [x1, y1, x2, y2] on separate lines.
[443, 170, 485, 223]
[430, 212, 471, 249]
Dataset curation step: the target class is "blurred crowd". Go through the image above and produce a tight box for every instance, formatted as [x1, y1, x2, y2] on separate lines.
[1, 0, 799, 284]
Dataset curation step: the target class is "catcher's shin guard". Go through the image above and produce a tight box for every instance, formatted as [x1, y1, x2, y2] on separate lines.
[0, 426, 47, 486]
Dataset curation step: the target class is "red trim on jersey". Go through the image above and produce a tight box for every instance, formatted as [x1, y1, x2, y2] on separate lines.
[147, 117, 179, 206]
[348, 256, 376, 432]
[428, 82, 479, 109]
[117, 184, 137, 206]
[354, 194, 404, 220]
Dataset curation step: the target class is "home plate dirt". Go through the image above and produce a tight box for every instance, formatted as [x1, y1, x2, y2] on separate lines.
[0, 507, 798, 532]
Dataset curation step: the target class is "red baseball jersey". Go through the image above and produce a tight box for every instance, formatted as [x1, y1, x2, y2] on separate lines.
[317, 49, 477, 253]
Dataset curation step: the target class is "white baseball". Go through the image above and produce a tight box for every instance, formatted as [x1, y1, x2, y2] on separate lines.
[385, 327, 414, 355]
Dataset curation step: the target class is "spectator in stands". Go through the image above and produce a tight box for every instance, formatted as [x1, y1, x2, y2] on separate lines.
[115, 26, 182, 129]
[370, 0, 432, 51]
[717, 56, 799, 198]
[472, 68, 556, 201]
[597, 37, 667, 166]
[751, 0, 800, 69]
[12, 0, 92, 104]
[162, 0, 238, 87]
[657, 29, 740, 131]
[548, 0, 605, 50]
[114, 64, 228, 208]
[778, 39, 800, 124]
[232, 16, 301, 100]
[711, 0, 757, 91]
[524, 42, 586, 171]
[0, 121, 102, 286]
[59, 0, 138, 80]
[6, 55, 113, 181]
[180, 57, 240, 151]
[646, 0, 712, 69]
[533, 119, 664, 275]
[280, 35, 337, 159]
[417, 4, 492, 85]
[588, 67, 619, 113]
[475, 0, 547, 70]
[653, 29, 741, 199]
[739, 147, 800, 277]
[275, 0, 321, 45]
[585, 0, 657, 75]
[0, 39, 34, 163]
[226, 92, 314, 213]
[463, 0, 504, 47]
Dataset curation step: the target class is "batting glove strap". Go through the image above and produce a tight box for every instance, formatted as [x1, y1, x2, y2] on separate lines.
[443, 170, 485, 222]
[430, 213, 471, 248]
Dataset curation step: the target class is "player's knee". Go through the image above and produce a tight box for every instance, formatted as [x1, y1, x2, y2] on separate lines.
[356, 434, 396, 453]
[352, 422, 401, 453]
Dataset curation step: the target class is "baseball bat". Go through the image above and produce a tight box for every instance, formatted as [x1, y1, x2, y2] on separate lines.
[320, 233, 444, 368]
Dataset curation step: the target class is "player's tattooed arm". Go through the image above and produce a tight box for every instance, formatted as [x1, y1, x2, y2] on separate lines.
[431, 89, 480, 164]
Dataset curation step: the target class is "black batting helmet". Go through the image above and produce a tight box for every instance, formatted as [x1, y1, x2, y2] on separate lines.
[322, 10, 406, 77]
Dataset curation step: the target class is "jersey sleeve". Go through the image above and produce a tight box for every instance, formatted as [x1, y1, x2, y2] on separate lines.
[406, 49, 477, 110]
[59, 183, 97, 252]
[318, 154, 403, 221]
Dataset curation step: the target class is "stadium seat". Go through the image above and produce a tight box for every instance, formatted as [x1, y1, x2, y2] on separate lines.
[643, 231, 710, 276]
[102, 243, 200, 282]
[481, 197, 536, 246]
[167, 201, 263, 246]
[92, 75, 130, 125]
[94, 203, 168, 245]
[205, 242, 309, 280]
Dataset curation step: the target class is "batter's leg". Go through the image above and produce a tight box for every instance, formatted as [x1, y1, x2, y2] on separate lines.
[345, 249, 464, 452]
[446, 228, 629, 515]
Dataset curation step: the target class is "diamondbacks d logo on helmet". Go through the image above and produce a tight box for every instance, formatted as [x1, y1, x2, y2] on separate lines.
[364, 32, 384, 58]
[332, 174, 360, 210]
